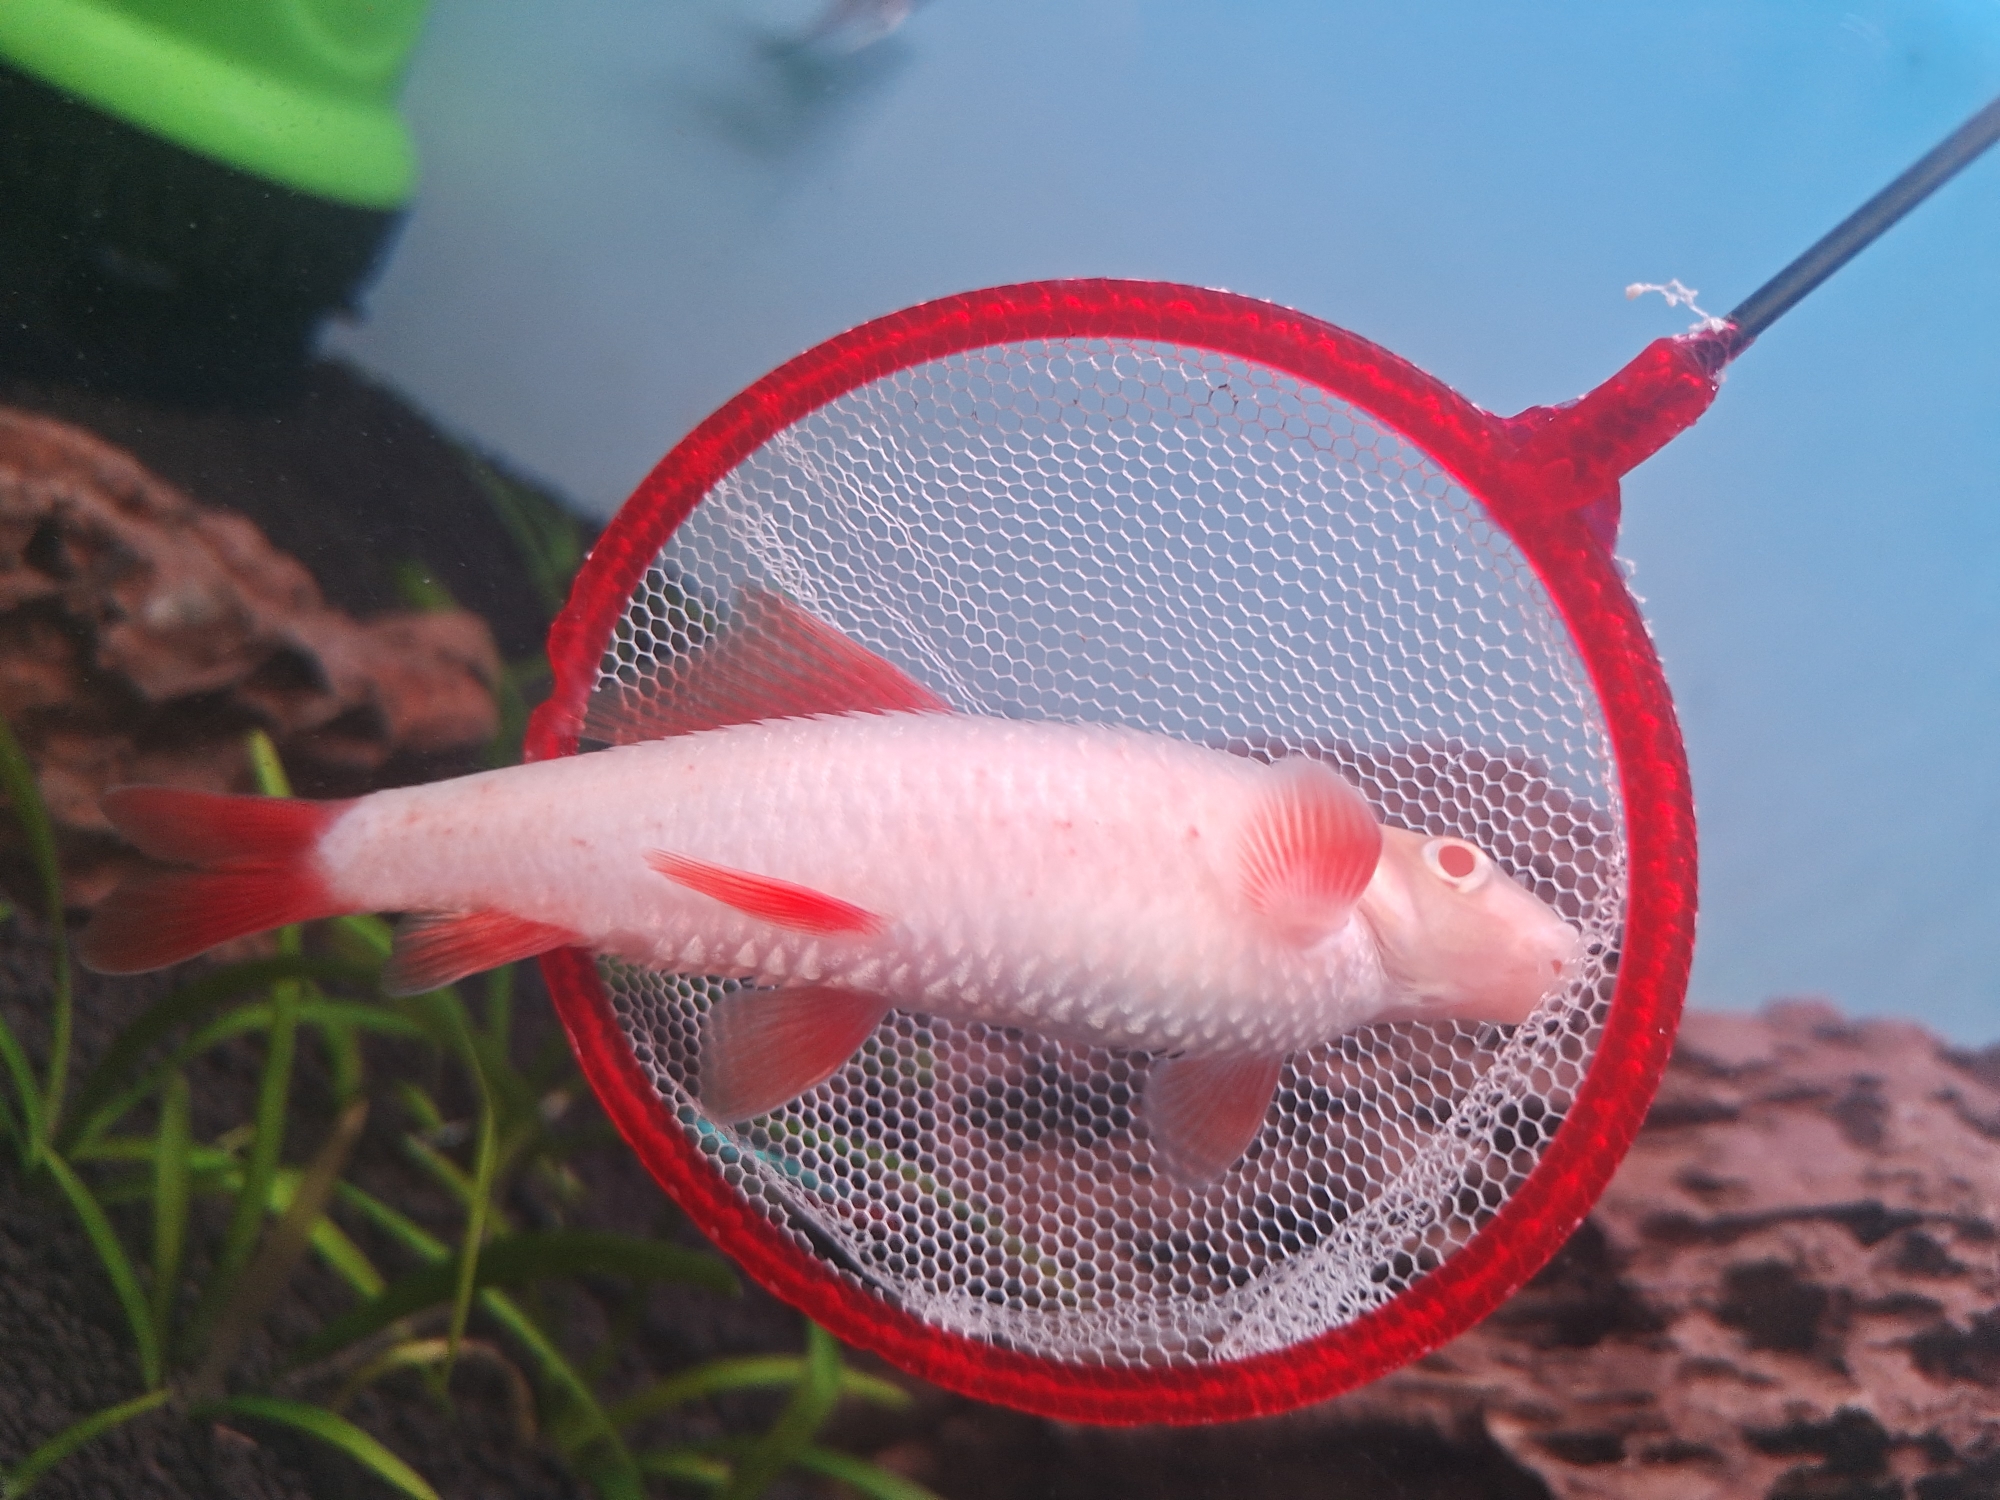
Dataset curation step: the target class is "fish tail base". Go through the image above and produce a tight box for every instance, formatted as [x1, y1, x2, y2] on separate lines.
[78, 788, 350, 974]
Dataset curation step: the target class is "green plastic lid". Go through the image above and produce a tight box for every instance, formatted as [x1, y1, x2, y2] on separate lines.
[0, 0, 429, 209]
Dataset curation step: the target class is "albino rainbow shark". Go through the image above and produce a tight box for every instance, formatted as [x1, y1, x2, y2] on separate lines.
[79, 589, 1578, 1185]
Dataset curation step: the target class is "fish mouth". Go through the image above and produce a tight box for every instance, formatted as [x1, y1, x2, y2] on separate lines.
[1531, 923, 1584, 1003]
[1547, 921, 1583, 981]
[1473, 920, 1582, 1025]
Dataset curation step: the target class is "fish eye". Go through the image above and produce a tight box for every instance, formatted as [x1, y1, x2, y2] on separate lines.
[1421, 837, 1492, 892]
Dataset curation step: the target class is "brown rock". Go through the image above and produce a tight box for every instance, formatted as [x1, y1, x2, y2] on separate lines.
[1320, 1000, 2000, 1499]
[825, 1001, 2000, 1499]
[0, 407, 501, 906]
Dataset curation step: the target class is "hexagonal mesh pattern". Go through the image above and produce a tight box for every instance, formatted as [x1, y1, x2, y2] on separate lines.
[588, 337, 1619, 1365]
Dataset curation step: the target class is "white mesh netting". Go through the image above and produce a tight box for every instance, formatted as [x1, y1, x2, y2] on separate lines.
[587, 338, 1621, 1366]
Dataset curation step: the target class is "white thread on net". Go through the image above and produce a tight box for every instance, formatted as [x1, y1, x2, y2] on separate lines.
[1625, 278, 1729, 332]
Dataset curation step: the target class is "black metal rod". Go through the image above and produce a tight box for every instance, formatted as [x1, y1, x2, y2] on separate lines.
[1724, 92, 2000, 350]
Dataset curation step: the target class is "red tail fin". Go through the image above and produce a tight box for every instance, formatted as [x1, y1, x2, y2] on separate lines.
[78, 788, 353, 975]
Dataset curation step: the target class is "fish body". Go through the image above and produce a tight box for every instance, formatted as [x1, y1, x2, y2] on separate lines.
[319, 713, 1389, 1058]
[78, 590, 1580, 1183]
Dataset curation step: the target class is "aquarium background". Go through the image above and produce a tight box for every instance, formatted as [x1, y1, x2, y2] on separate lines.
[326, 0, 2000, 1044]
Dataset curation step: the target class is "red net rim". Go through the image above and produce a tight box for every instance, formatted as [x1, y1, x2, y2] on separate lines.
[526, 279, 1695, 1424]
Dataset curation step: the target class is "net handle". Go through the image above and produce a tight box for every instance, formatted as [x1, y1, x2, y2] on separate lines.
[1722, 92, 2000, 355]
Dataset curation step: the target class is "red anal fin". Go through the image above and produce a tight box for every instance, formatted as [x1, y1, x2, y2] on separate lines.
[584, 585, 950, 744]
[700, 985, 890, 1121]
[382, 910, 583, 996]
[647, 850, 885, 936]
[77, 787, 353, 975]
[1239, 759, 1382, 946]
[1145, 1053, 1285, 1187]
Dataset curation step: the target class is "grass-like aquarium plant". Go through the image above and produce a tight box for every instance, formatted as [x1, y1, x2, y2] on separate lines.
[0, 462, 937, 1500]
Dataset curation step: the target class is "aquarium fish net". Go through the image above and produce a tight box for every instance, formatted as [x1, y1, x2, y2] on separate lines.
[582, 333, 1620, 1367]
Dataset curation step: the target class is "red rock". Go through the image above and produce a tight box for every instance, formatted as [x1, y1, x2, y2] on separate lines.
[0, 407, 502, 906]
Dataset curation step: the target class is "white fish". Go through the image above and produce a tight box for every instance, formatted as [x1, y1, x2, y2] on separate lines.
[78, 591, 1578, 1184]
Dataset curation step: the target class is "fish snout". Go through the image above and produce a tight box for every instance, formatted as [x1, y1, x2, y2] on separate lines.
[1443, 907, 1582, 1026]
[1539, 915, 1583, 987]
[1365, 828, 1587, 1028]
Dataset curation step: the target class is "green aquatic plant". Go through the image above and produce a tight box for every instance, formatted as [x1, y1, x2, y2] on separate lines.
[457, 452, 589, 626]
[396, 449, 592, 765]
[0, 717, 936, 1499]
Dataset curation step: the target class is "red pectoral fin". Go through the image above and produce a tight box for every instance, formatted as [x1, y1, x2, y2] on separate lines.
[382, 910, 583, 996]
[1239, 758, 1382, 946]
[585, 585, 950, 744]
[647, 850, 885, 936]
[700, 985, 891, 1121]
[1145, 1053, 1284, 1188]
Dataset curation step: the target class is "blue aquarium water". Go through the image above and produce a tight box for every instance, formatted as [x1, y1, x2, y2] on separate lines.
[327, 0, 2000, 1044]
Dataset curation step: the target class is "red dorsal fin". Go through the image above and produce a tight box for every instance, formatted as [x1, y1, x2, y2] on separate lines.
[1238, 758, 1382, 946]
[647, 850, 885, 936]
[77, 788, 351, 975]
[1145, 1053, 1284, 1187]
[585, 586, 950, 745]
[382, 909, 583, 996]
[700, 985, 890, 1121]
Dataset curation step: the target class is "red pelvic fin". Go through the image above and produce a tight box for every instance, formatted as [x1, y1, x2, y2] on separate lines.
[1238, 759, 1382, 946]
[77, 788, 352, 975]
[584, 585, 950, 744]
[1145, 1053, 1285, 1188]
[382, 910, 583, 996]
[647, 850, 885, 936]
[699, 985, 890, 1121]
